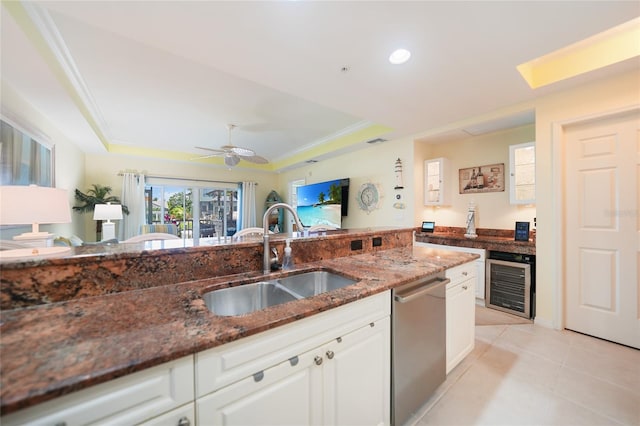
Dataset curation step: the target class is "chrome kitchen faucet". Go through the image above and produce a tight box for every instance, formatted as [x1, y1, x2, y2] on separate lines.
[263, 203, 305, 274]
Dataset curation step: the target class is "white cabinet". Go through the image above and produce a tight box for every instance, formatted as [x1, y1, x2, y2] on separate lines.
[195, 291, 391, 426]
[414, 242, 485, 300]
[197, 317, 390, 426]
[424, 157, 449, 206]
[2, 356, 195, 426]
[446, 262, 476, 374]
[509, 141, 536, 205]
[2, 293, 390, 426]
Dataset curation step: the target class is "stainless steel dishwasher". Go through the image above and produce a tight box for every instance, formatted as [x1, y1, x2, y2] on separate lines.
[392, 272, 449, 426]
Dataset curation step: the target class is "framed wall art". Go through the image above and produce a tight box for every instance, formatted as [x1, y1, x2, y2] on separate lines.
[459, 163, 504, 194]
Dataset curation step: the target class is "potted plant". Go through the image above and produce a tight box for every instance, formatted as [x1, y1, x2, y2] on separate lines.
[73, 184, 129, 241]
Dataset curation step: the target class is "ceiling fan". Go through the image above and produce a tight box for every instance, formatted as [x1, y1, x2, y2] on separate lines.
[194, 124, 269, 167]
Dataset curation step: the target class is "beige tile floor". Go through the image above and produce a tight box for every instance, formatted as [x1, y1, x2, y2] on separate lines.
[411, 306, 640, 426]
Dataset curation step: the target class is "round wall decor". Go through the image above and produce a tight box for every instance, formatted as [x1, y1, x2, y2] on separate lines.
[357, 182, 381, 213]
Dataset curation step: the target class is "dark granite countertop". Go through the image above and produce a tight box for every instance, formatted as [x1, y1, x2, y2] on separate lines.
[0, 245, 477, 416]
[415, 227, 536, 255]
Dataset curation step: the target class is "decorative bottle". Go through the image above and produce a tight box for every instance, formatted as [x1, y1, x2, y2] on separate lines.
[477, 167, 484, 189]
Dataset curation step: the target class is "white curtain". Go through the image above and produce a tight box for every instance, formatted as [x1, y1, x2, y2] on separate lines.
[119, 173, 146, 240]
[240, 181, 257, 229]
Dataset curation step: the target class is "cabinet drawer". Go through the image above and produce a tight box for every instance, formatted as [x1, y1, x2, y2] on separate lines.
[446, 278, 474, 298]
[2, 356, 194, 426]
[139, 403, 195, 426]
[196, 291, 390, 397]
[446, 262, 476, 287]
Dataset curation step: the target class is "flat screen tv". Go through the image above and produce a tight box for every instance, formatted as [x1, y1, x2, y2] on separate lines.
[296, 178, 349, 229]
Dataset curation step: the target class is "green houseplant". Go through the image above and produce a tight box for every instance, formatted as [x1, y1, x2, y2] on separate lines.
[73, 184, 129, 241]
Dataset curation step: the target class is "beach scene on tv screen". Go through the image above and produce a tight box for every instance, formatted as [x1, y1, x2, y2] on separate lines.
[296, 179, 343, 229]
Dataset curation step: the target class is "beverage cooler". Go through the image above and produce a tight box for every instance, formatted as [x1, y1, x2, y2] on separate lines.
[485, 251, 535, 319]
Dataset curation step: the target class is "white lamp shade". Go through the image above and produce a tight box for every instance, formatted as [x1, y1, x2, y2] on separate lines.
[0, 185, 71, 225]
[93, 203, 123, 221]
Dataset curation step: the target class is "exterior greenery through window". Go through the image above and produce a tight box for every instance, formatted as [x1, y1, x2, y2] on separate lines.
[144, 184, 238, 238]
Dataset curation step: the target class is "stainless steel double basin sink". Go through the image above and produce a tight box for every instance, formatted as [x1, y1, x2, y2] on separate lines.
[203, 271, 357, 316]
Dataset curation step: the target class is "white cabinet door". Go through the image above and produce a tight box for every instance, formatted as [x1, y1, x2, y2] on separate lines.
[2, 356, 194, 426]
[446, 278, 475, 374]
[197, 317, 391, 426]
[509, 141, 536, 205]
[196, 350, 323, 426]
[424, 158, 449, 206]
[323, 317, 390, 426]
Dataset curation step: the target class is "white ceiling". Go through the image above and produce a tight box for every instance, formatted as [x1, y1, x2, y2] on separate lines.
[1, 1, 638, 170]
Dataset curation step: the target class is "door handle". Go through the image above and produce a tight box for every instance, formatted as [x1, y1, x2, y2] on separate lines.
[394, 277, 450, 303]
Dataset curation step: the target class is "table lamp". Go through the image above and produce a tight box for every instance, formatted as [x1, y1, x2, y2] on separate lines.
[93, 202, 122, 241]
[0, 185, 72, 259]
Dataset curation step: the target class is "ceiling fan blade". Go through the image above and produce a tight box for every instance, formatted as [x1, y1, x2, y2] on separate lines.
[244, 155, 269, 164]
[220, 145, 256, 157]
[195, 146, 226, 153]
[191, 153, 222, 160]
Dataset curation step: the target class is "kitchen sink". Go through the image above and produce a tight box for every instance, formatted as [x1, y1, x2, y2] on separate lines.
[203, 282, 299, 316]
[277, 271, 357, 298]
[203, 271, 357, 316]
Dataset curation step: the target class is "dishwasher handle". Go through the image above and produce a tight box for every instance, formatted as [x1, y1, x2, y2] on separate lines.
[394, 277, 449, 303]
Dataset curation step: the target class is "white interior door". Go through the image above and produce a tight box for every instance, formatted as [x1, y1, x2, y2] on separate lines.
[564, 109, 640, 349]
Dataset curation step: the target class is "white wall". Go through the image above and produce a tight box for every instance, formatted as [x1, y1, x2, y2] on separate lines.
[0, 82, 85, 240]
[277, 136, 416, 230]
[534, 68, 640, 327]
[414, 124, 537, 230]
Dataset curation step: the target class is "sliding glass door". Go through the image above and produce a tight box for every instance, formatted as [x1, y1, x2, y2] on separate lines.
[144, 184, 237, 238]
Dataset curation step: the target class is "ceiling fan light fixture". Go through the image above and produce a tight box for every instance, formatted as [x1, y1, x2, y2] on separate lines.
[194, 123, 268, 167]
[224, 154, 240, 167]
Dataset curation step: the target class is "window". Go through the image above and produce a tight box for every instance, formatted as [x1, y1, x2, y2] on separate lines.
[144, 182, 238, 238]
[0, 119, 53, 186]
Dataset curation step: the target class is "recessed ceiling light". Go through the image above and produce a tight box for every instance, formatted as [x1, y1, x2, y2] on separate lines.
[389, 48, 411, 65]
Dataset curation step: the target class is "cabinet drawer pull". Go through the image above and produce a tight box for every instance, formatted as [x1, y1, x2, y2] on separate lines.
[314, 356, 323, 365]
[336, 336, 342, 343]
[177, 417, 191, 426]
[289, 356, 299, 366]
[462, 271, 468, 276]
[462, 285, 468, 290]
[253, 371, 264, 382]
[326, 350, 335, 360]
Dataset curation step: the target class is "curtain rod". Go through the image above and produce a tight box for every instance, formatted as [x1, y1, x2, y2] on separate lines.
[117, 171, 254, 186]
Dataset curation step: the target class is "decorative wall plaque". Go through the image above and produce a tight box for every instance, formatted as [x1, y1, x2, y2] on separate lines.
[459, 163, 504, 194]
